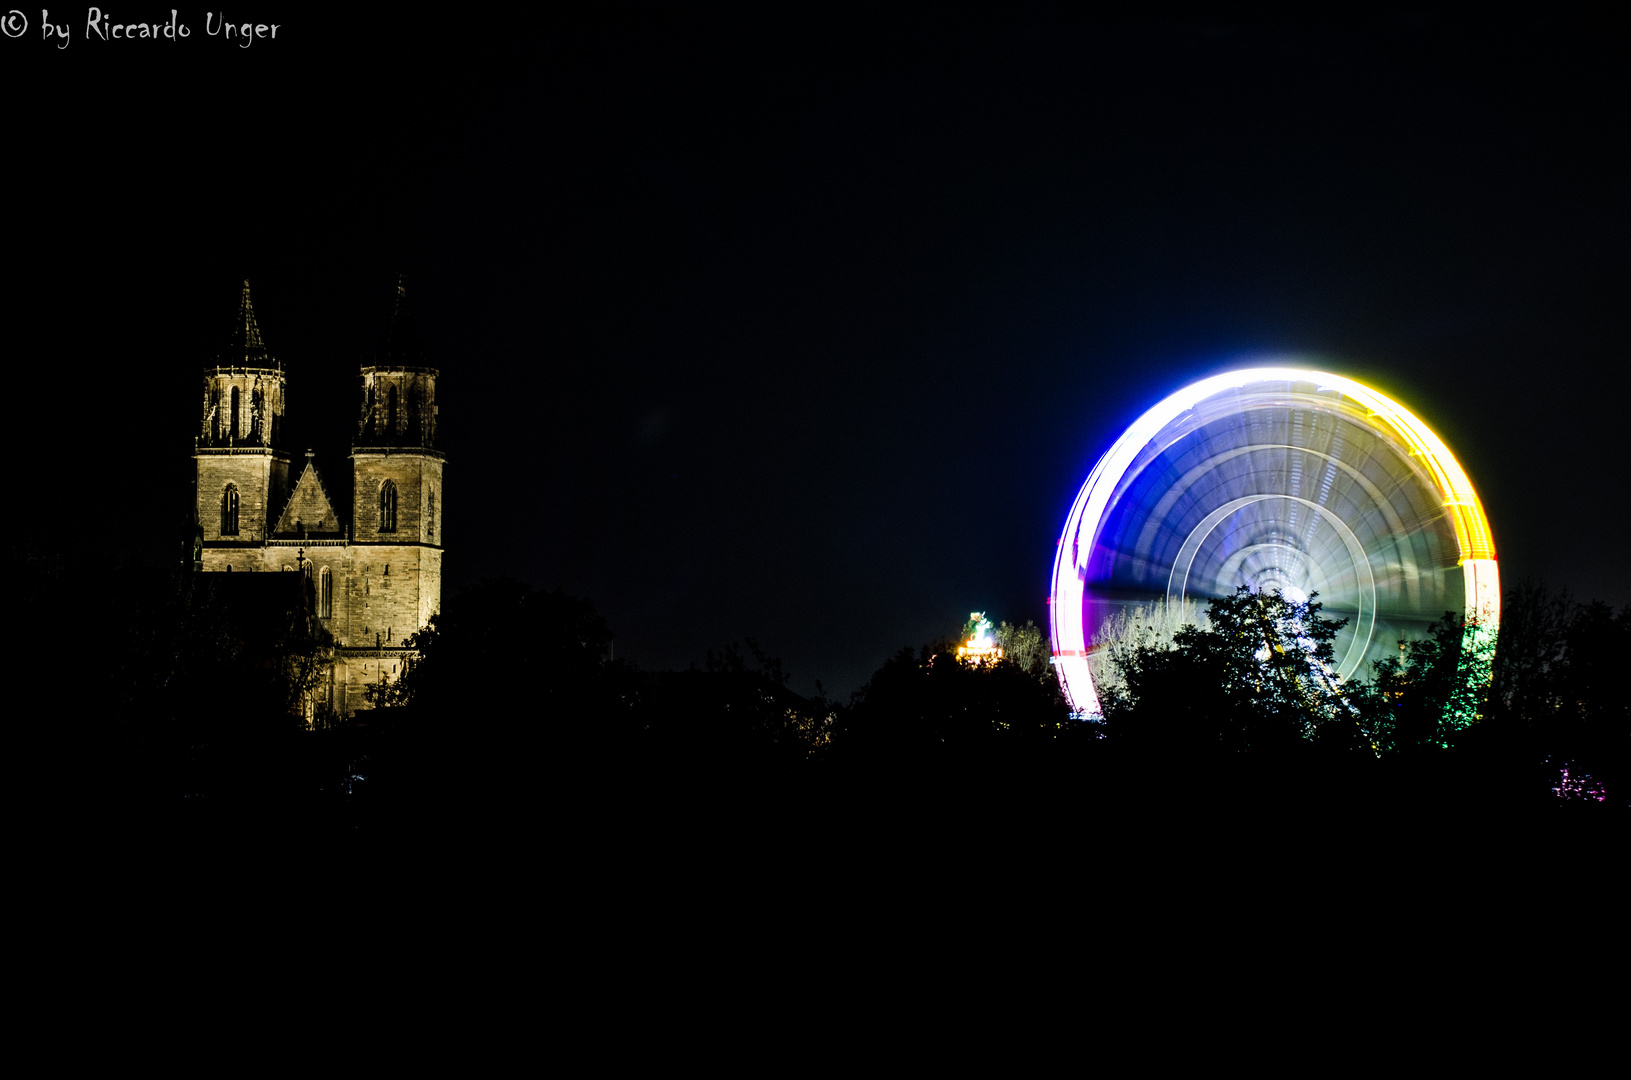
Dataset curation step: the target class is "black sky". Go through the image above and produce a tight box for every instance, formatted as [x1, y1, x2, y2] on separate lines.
[5, 10, 1625, 695]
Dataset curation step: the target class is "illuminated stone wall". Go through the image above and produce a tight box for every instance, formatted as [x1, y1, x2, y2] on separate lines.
[334, 648, 415, 715]
[340, 544, 442, 648]
[195, 449, 290, 542]
[198, 542, 441, 715]
[352, 454, 443, 544]
[198, 543, 441, 647]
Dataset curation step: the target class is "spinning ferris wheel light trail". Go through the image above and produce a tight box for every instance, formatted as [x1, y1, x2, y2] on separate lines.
[1048, 367, 1499, 718]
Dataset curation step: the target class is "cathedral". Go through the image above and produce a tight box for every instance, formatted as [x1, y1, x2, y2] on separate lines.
[193, 280, 444, 717]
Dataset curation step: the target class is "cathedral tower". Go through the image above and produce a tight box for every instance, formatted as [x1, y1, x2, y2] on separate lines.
[346, 277, 445, 649]
[195, 282, 291, 546]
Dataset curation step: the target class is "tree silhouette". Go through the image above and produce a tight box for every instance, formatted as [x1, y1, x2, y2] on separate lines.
[614, 638, 836, 769]
[1100, 587, 1359, 756]
[1488, 581, 1629, 801]
[394, 578, 613, 720]
[837, 637, 1074, 765]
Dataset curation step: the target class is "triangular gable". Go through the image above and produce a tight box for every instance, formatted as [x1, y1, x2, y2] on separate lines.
[273, 461, 341, 536]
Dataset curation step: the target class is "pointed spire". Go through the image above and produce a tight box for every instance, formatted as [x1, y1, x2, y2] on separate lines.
[217, 279, 276, 367]
[377, 273, 428, 367]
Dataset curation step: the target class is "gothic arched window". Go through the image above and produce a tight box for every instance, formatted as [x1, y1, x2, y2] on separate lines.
[221, 484, 240, 536]
[379, 480, 397, 533]
[229, 386, 240, 443]
[250, 386, 264, 443]
[320, 567, 333, 619]
[388, 386, 399, 441]
[210, 386, 221, 444]
[427, 489, 435, 539]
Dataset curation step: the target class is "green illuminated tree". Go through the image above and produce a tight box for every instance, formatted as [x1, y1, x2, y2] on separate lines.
[1351, 611, 1494, 754]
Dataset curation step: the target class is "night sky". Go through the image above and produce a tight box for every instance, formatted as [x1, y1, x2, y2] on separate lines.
[6, 11, 1625, 697]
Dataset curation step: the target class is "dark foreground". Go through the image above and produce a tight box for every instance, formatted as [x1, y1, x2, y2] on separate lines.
[62, 716, 1621, 864]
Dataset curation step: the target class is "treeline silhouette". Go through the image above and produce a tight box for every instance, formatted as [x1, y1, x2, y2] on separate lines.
[10, 537, 1624, 848]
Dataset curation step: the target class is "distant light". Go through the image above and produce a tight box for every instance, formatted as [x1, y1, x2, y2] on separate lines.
[959, 611, 1003, 665]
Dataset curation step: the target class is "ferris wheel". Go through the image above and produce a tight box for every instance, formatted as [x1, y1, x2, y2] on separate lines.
[1048, 367, 1500, 717]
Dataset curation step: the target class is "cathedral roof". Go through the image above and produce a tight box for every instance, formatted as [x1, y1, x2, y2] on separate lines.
[375, 274, 428, 368]
[215, 280, 277, 368]
[272, 456, 343, 537]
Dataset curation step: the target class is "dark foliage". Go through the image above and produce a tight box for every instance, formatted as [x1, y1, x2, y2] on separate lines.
[363, 581, 836, 805]
[835, 639, 1078, 765]
[394, 578, 613, 720]
[122, 576, 329, 731]
[3, 536, 346, 835]
[1486, 581, 1630, 802]
[610, 639, 835, 771]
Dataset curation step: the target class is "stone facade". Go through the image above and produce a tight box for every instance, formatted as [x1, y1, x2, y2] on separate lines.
[193, 281, 444, 717]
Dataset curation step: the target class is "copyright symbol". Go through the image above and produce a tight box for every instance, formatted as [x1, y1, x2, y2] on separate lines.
[0, 10, 26, 37]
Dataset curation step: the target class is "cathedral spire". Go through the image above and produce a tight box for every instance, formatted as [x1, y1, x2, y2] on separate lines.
[358, 274, 439, 450]
[218, 279, 275, 367]
[377, 273, 427, 367]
